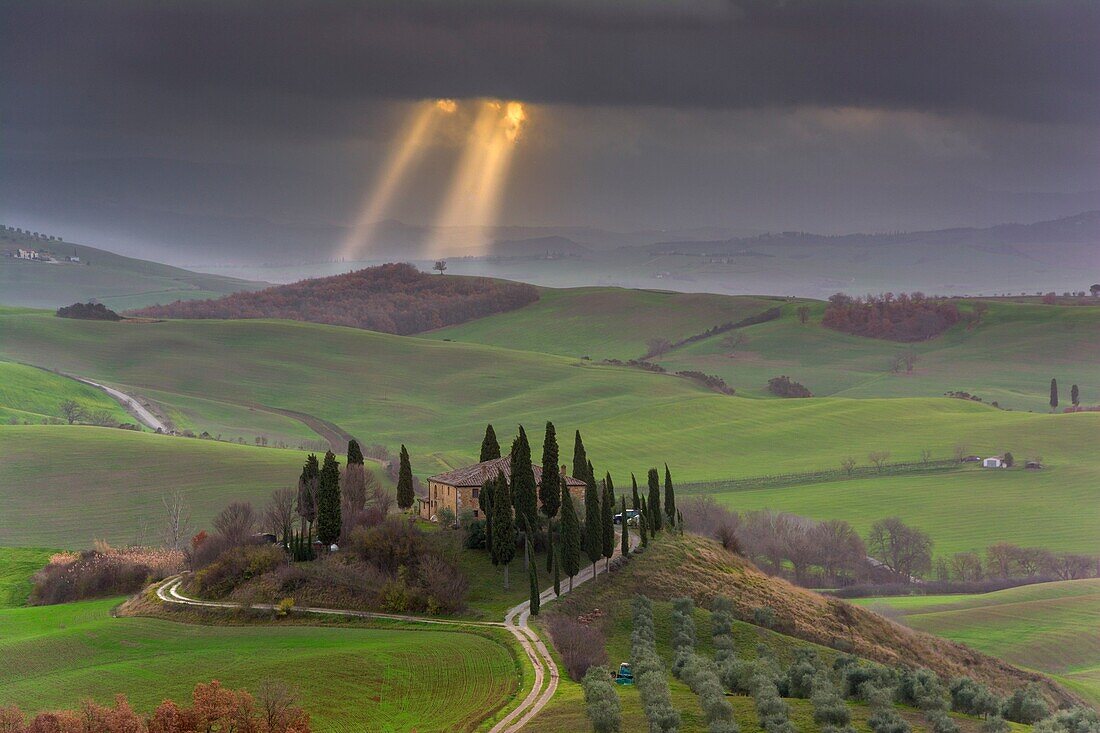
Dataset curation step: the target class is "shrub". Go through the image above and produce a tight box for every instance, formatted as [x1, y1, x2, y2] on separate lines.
[767, 376, 812, 398]
[56, 302, 122, 320]
[547, 615, 608, 681]
[949, 677, 1002, 718]
[811, 673, 851, 727]
[631, 595, 681, 733]
[670, 597, 696, 678]
[417, 553, 469, 614]
[679, 654, 737, 732]
[784, 649, 818, 698]
[463, 519, 486, 549]
[30, 546, 184, 605]
[347, 517, 426, 575]
[842, 662, 895, 700]
[982, 716, 1009, 733]
[582, 666, 622, 733]
[864, 684, 911, 733]
[191, 543, 283, 599]
[753, 674, 793, 733]
[1033, 707, 1100, 733]
[927, 710, 960, 733]
[1001, 684, 1048, 724]
[711, 596, 737, 665]
[275, 597, 295, 617]
[753, 606, 776, 628]
[897, 667, 948, 711]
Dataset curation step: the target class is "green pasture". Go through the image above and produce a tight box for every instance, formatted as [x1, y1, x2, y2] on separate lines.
[852, 580, 1100, 707]
[427, 286, 781, 360]
[0, 547, 53, 609]
[0, 360, 133, 425]
[0, 598, 517, 733]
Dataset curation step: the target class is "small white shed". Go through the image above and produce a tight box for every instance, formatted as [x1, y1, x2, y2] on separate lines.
[982, 457, 1004, 468]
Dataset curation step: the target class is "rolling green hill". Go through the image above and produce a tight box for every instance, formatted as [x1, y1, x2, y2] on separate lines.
[0, 234, 266, 309]
[0, 548, 53, 609]
[0, 597, 517, 733]
[0, 360, 133, 426]
[0, 309, 1097, 555]
[0, 426, 385, 549]
[851, 580, 1100, 707]
[426, 286, 782, 360]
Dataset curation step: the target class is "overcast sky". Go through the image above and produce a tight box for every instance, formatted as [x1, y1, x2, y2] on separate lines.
[2, 0, 1098, 264]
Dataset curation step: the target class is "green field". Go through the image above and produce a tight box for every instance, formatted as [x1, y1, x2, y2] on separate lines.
[851, 580, 1100, 707]
[0, 598, 518, 732]
[0, 236, 266, 310]
[0, 426, 358, 549]
[1, 308, 1097, 555]
[0, 548, 53, 609]
[655, 300, 1100, 413]
[427, 286, 782, 360]
[0, 360, 133, 426]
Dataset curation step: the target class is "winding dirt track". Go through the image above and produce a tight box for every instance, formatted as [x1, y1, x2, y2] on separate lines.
[155, 530, 635, 732]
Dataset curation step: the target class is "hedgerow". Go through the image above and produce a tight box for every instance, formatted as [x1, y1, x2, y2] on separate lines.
[583, 665, 623, 733]
[631, 595, 681, 733]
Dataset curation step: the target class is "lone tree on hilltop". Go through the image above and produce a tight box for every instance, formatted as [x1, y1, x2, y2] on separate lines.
[1071, 383, 1080, 407]
[540, 422, 562, 572]
[480, 423, 501, 462]
[663, 464, 676, 529]
[1050, 378, 1059, 412]
[560, 473, 581, 590]
[647, 468, 662, 533]
[396, 444, 414, 511]
[583, 466, 602, 576]
[491, 471, 516, 589]
[316, 451, 342, 545]
[572, 430, 589, 483]
[433, 259, 447, 275]
[297, 454, 319, 534]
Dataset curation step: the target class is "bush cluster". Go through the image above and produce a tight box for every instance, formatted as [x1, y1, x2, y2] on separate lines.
[31, 545, 184, 605]
[631, 595, 681, 733]
[546, 615, 608, 681]
[752, 673, 795, 733]
[669, 597, 737, 733]
[863, 684, 911, 733]
[810, 672, 854, 733]
[582, 666, 623, 733]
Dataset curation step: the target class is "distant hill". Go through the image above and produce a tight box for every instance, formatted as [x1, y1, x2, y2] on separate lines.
[486, 235, 591, 258]
[0, 229, 267, 309]
[128, 262, 540, 335]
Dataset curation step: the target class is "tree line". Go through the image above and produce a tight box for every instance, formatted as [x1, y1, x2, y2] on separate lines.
[823, 292, 961, 342]
[128, 262, 539, 335]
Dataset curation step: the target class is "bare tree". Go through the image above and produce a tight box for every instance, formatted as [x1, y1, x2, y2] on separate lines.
[953, 444, 968, 462]
[868, 451, 891, 472]
[867, 517, 932, 581]
[950, 551, 983, 581]
[985, 542, 1017, 578]
[645, 337, 672, 358]
[162, 491, 192, 550]
[213, 501, 257, 546]
[343, 463, 367, 512]
[919, 448, 933, 464]
[257, 680, 303, 731]
[796, 305, 811, 324]
[815, 519, 866, 583]
[59, 399, 85, 424]
[433, 259, 447, 275]
[840, 456, 857, 475]
[264, 487, 297, 544]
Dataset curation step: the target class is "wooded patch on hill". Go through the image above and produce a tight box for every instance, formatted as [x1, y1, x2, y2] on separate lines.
[822, 293, 961, 342]
[127, 263, 539, 334]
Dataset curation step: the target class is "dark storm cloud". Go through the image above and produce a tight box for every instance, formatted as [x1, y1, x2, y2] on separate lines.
[3, 0, 1098, 141]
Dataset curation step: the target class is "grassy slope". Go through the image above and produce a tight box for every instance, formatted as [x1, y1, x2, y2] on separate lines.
[656, 300, 1100, 413]
[0, 361, 133, 426]
[0, 548, 53, 609]
[0, 310, 1097, 554]
[426, 286, 782, 360]
[851, 580, 1100, 708]
[0, 237, 266, 310]
[531, 534, 1048, 730]
[0, 426, 379, 549]
[0, 598, 516, 733]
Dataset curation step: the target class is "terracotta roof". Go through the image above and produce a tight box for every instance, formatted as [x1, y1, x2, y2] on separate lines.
[428, 455, 587, 488]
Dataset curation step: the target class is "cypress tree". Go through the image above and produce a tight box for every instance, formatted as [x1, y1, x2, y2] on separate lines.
[583, 466, 602, 574]
[647, 468, 663, 533]
[491, 471, 516, 589]
[481, 476, 495, 554]
[572, 430, 588, 482]
[526, 516, 540, 616]
[540, 422, 561, 572]
[511, 426, 539, 565]
[639, 497, 649, 547]
[601, 478, 614, 572]
[663, 463, 676, 529]
[480, 424, 501, 462]
[553, 546, 561, 596]
[620, 495, 629, 559]
[604, 472, 615, 509]
[297, 454, 319, 534]
[396, 444, 415, 510]
[316, 450, 342, 545]
[1050, 378, 1059, 411]
[344, 439, 366, 512]
[631, 473, 640, 510]
[560, 474, 582, 591]
[1071, 383, 1080, 407]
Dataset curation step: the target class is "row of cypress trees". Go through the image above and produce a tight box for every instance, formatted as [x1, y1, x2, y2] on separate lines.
[292, 438, 392, 549]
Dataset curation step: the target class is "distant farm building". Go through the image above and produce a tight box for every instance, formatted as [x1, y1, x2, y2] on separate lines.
[981, 457, 1004, 469]
[15, 248, 43, 260]
[418, 456, 587, 522]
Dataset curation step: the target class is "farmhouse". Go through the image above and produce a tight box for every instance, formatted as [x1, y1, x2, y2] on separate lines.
[982, 457, 1004, 469]
[418, 456, 587, 522]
